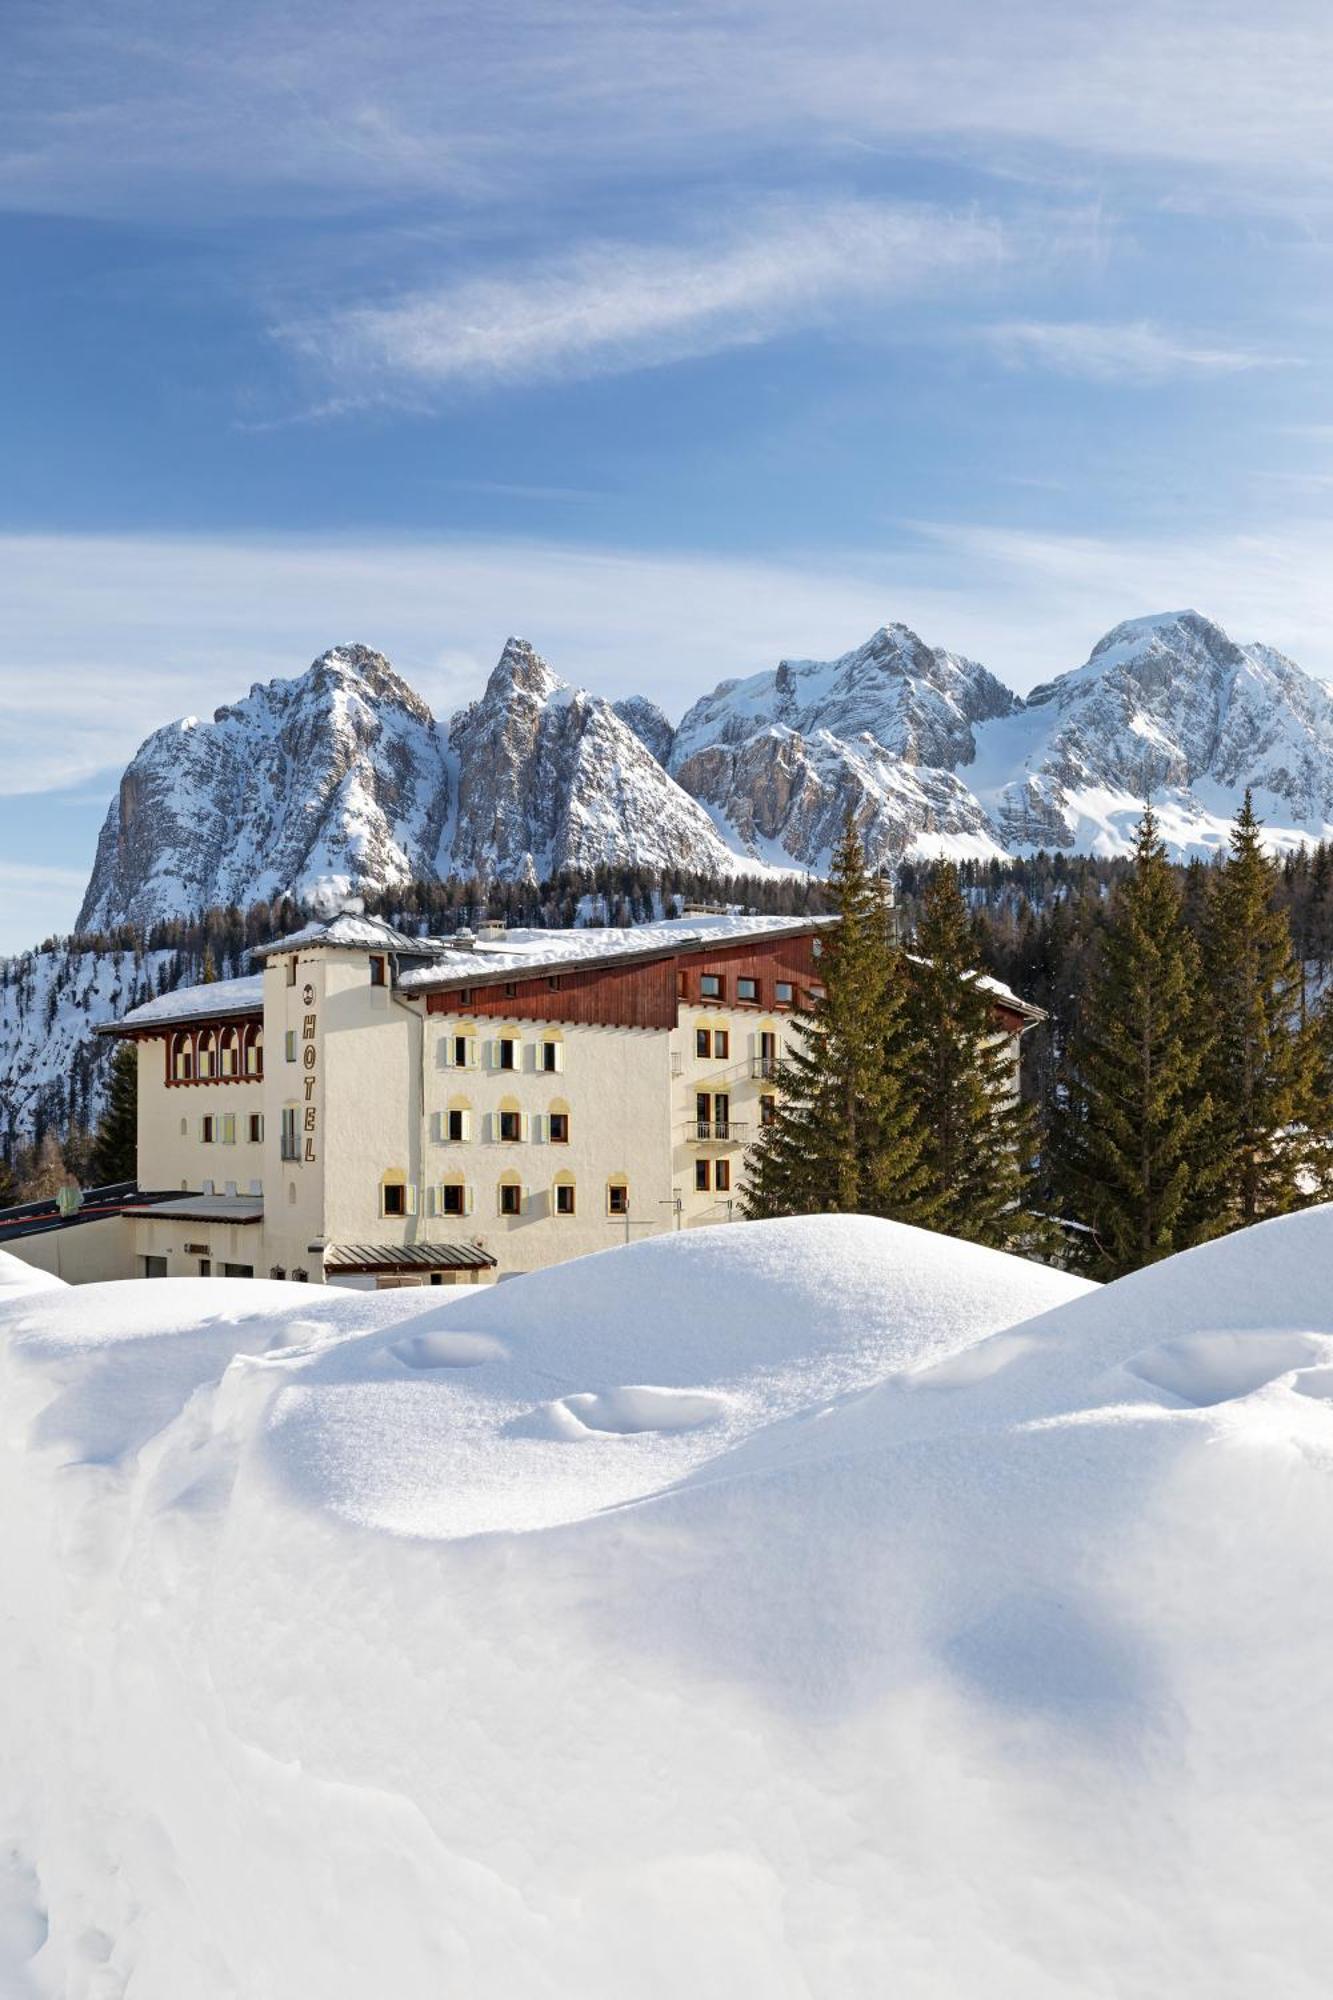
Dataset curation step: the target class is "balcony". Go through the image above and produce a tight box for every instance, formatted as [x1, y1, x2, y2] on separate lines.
[688, 1119, 748, 1144]
[750, 1056, 780, 1080]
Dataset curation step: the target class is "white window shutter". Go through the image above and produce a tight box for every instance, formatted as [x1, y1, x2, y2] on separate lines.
[463, 1186, 474, 1216]
[532, 1114, 547, 1144]
[438, 1038, 452, 1070]
[519, 1186, 528, 1210]
[406, 1183, 418, 1215]
[553, 1041, 564, 1073]
[483, 1111, 494, 1144]
[467, 1038, 479, 1069]
[518, 1113, 527, 1142]
[461, 1109, 472, 1142]
[425, 1185, 438, 1217]
[430, 1111, 442, 1144]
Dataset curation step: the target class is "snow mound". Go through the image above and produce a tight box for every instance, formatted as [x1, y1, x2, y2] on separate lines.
[7, 1211, 1333, 1993]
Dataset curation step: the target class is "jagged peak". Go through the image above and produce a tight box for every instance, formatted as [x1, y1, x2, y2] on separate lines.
[207, 643, 436, 731]
[485, 636, 563, 703]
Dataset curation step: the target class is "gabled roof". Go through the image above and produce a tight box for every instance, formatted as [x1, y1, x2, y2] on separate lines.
[251, 912, 427, 957]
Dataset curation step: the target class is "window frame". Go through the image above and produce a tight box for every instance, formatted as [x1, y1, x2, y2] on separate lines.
[736, 977, 758, 1003]
[699, 973, 722, 1000]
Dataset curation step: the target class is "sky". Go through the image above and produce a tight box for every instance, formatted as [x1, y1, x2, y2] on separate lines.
[4, 0, 1333, 949]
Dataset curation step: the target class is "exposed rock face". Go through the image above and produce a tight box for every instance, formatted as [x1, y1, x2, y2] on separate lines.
[78, 639, 738, 930]
[77, 646, 453, 932]
[669, 624, 1019, 869]
[976, 611, 1333, 852]
[612, 695, 675, 766]
[72, 610, 1333, 932]
[447, 639, 737, 884]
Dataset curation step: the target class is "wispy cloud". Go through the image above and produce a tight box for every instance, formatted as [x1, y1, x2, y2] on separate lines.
[982, 319, 1291, 384]
[278, 201, 1006, 394]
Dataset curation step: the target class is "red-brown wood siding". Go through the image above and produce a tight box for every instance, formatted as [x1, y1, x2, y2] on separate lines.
[424, 932, 823, 1027]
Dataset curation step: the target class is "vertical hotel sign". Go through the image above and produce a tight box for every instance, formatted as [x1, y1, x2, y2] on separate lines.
[302, 982, 318, 1163]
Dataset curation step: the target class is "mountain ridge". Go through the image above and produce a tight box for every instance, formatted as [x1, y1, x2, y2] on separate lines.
[75, 610, 1333, 932]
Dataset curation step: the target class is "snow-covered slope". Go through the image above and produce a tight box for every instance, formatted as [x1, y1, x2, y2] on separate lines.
[448, 639, 739, 884]
[9, 1208, 1333, 1993]
[669, 623, 1016, 870]
[672, 611, 1333, 870]
[78, 640, 743, 931]
[78, 646, 454, 933]
[0, 947, 178, 1150]
[970, 609, 1333, 854]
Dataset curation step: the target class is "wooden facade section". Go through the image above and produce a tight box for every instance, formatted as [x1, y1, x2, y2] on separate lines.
[424, 931, 822, 1028]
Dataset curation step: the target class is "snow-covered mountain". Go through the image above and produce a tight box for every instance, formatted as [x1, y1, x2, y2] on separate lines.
[970, 610, 1333, 854]
[448, 640, 737, 884]
[72, 609, 1333, 936]
[672, 611, 1333, 869]
[78, 646, 453, 934]
[669, 623, 1018, 869]
[78, 640, 739, 932]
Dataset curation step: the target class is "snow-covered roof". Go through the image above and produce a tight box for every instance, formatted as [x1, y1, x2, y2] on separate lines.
[251, 912, 427, 958]
[397, 914, 836, 991]
[107, 974, 265, 1035]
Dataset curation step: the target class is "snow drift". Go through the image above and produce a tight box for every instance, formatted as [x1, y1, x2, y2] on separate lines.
[3, 1210, 1333, 1995]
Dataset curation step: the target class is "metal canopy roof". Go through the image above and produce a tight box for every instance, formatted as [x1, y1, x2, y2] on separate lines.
[322, 1240, 497, 1272]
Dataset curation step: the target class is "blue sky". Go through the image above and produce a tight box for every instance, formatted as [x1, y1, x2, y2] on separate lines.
[4, 0, 1333, 949]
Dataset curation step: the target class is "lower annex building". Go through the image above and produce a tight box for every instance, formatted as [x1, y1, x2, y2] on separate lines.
[1, 912, 1042, 1288]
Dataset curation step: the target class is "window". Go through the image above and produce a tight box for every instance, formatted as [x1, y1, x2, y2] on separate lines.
[737, 977, 757, 1002]
[201, 1115, 216, 1143]
[549, 1112, 570, 1144]
[713, 1030, 729, 1058]
[369, 955, 387, 987]
[775, 981, 793, 1006]
[695, 1159, 711, 1193]
[280, 1107, 299, 1161]
[607, 1181, 629, 1216]
[497, 1037, 517, 1071]
[554, 1181, 576, 1216]
[440, 1183, 466, 1216]
[197, 1030, 218, 1079]
[244, 1028, 263, 1076]
[541, 1040, 561, 1073]
[382, 1182, 407, 1218]
[499, 1109, 522, 1142]
[695, 1028, 711, 1058]
[285, 1029, 297, 1063]
[504, 981, 517, 998]
[286, 958, 297, 987]
[700, 973, 721, 999]
[443, 1031, 476, 1069]
[220, 1028, 239, 1076]
[715, 1159, 731, 1193]
[198, 1258, 212, 1277]
[142, 1255, 168, 1278]
[222, 1262, 254, 1278]
[219, 1113, 236, 1145]
[547, 976, 561, 991]
[499, 1182, 522, 1216]
[445, 1107, 467, 1142]
[248, 1114, 264, 1143]
[171, 1032, 193, 1081]
[761, 1094, 777, 1128]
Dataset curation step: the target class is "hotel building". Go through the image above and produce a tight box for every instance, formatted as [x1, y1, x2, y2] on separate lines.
[1, 913, 1042, 1287]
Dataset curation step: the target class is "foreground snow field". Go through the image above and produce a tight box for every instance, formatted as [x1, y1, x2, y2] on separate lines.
[3, 1212, 1333, 1996]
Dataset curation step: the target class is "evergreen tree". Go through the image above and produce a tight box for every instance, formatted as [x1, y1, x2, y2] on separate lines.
[743, 818, 935, 1222]
[1056, 805, 1216, 1277]
[89, 1042, 139, 1186]
[906, 863, 1042, 1250]
[1202, 791, 1322, 1226]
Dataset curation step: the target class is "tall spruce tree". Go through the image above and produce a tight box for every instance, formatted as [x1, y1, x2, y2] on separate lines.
[1201, 791, 1321, 1227]
[89, 1041, 139, 1186]
[1056, 805, 1216, 1278]
[906, 863, 1041, 1249]
[743, 817, 935, 1221]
